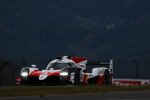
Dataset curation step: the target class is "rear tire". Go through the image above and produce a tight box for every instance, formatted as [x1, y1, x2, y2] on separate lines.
[104, 70, 112, 86]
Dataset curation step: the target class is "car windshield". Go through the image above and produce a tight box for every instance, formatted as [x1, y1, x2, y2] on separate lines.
[46, 62, 77, 70]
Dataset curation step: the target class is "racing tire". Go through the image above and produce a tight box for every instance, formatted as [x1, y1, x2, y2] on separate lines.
[73, 71, 80, 86]
[104, 69, 112, 86]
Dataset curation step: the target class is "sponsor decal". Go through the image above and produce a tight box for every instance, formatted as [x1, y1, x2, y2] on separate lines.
[113, 79, 150, 86]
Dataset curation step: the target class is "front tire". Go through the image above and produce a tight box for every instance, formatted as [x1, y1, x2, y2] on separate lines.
[73, 72, 80, 85]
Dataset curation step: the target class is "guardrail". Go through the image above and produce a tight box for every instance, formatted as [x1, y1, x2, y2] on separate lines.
[113, 78, 150, 86]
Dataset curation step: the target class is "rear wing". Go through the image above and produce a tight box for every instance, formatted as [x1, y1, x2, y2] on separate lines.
[86, 59, 113, 73]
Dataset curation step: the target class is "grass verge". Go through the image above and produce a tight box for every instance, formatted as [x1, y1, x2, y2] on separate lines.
[0, 85, 150, 97]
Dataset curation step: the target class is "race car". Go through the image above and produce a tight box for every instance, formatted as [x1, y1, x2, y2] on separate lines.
[16, 56, 113, 85]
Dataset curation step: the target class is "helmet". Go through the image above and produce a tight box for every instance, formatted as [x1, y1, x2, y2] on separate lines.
[31, 64, 36, 68]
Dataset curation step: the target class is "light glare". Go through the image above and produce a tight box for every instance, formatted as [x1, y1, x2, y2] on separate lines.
[21, 72, 28, 77]
[60, 72, 68, 76]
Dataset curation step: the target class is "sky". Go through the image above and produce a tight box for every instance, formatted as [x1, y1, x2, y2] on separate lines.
[0, 0, 150, 78]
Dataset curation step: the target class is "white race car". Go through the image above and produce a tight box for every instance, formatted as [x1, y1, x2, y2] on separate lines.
[16, 56, 113, 85]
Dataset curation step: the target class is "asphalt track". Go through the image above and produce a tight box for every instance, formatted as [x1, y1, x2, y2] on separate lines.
[0, 91, 150, 100]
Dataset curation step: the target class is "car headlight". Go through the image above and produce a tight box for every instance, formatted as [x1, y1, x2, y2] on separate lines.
[21, 72, 28, 77]
[60, 72, 69, 76]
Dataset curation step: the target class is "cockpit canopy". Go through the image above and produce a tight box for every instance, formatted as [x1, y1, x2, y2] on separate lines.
[46, 62, 78, 70]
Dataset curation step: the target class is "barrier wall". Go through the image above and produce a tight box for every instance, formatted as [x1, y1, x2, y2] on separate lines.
[113, 78, 150, 86]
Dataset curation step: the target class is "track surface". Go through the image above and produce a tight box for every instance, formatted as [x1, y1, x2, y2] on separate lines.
[0, 91, 150, 100]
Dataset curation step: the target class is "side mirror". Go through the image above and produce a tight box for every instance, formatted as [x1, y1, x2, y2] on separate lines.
[80, 65, 85, 67]
[80, 64, 86, 71]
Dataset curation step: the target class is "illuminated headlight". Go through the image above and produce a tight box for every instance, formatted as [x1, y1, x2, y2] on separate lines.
[60, 72, 69, 76]
[21, 72, 28, 77]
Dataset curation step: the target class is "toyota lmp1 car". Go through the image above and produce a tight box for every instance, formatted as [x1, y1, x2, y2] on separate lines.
[16, 56, 113, 86]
